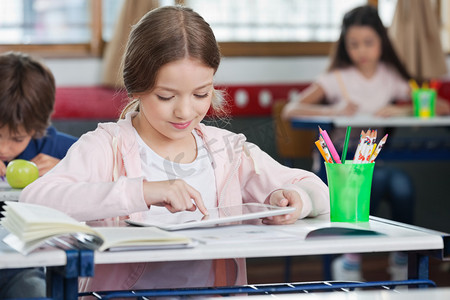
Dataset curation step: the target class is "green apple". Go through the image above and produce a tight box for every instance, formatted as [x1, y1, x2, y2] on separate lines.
[6, 159, 39, 189]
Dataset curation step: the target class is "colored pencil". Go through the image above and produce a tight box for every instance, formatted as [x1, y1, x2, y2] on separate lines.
[341, 126, 351, 164]
[409, 79, 419, 90]
[370, 134, 388, 162]
[353, 130, 364, 162]
[319, 136, 334, 163]
[315, 140, 332, 163]
[318, 127, 341, 164]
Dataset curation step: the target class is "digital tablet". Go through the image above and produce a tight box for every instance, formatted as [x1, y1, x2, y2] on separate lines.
[126, 203, 295, 231]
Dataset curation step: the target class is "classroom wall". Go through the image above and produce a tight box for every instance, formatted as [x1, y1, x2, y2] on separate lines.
[43, 56, 450, 86]
[44, 56, 329, 86]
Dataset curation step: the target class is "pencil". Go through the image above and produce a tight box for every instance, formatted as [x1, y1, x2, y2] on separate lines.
[356, 130, 370, 163]
[367, 143, 377, 162]
[341, 126, 351, 164]
[315, 140, 332, 163]
[365, 130, 377, 162]
[353, 130, 364, 162]
[319, 136, 334, 163]
[409, 79, 419, 90]
[319, 127, 341, 164]
[370, 134, 388, 162]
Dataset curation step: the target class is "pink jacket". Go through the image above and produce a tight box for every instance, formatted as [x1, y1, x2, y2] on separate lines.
[20, 112, 329, 293]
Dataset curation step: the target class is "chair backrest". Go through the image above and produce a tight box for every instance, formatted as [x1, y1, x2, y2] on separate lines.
[272, 100, 317, 165]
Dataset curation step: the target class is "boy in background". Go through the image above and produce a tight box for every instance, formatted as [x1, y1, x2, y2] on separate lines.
[0, 51, 77, 298]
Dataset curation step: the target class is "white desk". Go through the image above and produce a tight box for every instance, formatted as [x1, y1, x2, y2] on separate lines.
[291, 115, 450, 129]
[0, 227, 66, 269]
[217, 287, 450, 300]
[0, 181, 21, 202]
[92, 214, 447, 265]
[1, 215, 449, 299]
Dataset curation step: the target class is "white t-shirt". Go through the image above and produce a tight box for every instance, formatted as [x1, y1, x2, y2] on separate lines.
[132, 128, 216, 289]
[317, 63, 410, 115]
[135, 129, 217, 210]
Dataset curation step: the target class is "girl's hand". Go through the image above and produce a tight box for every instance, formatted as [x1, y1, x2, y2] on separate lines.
[335, 102, 358, 116]
[0, 160, 6, 177]
[375, 104, 411, 117]
[31, 153, 60, 176]
[262, 189, 303, 225]
[143, 179, 208, 215]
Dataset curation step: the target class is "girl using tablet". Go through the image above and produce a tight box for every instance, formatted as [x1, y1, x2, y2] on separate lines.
[21, 5, 329, 294]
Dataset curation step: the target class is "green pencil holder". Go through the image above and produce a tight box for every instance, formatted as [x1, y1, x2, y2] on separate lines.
[325, 161, 375, 222]
[412, 88, 436, 118]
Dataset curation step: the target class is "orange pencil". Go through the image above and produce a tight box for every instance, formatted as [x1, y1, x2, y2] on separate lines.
[315, 140, 332, 163]
[319, 135, 334, 163]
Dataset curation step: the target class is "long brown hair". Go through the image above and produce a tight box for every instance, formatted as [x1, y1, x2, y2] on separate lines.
[0, 52, 55, 137]
[120, 5, 225, 119]
[328, 5, 410, 80]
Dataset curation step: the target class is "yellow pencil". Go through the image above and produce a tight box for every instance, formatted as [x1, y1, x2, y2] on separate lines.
[315, 140, 332, 163]
[367, 143, 377, 162]
[409, 79, 419, 90]
[370, 134, 388, 163]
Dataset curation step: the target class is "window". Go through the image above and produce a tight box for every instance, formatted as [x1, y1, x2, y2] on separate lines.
[0, 0, 407, 57]
[0, 0, 123, 57]
[185, 0, 367, 42]
[182, 0, 396, 56]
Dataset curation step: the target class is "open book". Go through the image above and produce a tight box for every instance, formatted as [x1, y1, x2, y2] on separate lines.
[1, 201, 193, 255]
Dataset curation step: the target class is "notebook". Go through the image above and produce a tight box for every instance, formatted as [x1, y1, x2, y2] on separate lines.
[126, 203, 295, 231]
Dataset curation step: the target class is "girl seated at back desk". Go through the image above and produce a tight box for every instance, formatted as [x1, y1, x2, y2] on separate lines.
[282, 5, 449, 282]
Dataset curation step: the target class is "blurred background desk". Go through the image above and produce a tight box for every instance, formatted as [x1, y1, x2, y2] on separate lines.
[290, 115, 450, 161]
[290, 115, 450, 130]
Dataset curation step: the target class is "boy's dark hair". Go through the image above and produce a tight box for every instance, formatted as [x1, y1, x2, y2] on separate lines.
[328, 5, 410, 80]
[0, 51, 55, 138]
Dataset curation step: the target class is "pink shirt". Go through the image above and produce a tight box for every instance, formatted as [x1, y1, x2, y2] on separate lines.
[317, 63, 410, 115]
[20, 112, 330, 294]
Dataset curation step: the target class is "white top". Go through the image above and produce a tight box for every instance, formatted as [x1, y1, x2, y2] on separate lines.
[317, 63, 410, 115]
[133, 128, 217, 289]
[135, 129, 217, 210]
